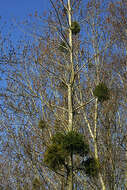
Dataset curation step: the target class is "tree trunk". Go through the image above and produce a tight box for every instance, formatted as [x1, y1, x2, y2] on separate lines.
[94, 99, 106, 190]
[67, 0, 74, 189]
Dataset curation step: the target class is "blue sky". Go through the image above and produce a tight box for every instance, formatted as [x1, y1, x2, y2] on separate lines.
[0, 0, 50, 41]
[0, 0, 51, 86]
[1, 0, 50, 20]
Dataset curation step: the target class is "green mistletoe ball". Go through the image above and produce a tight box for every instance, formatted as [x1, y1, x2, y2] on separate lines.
[71, 21, 80, 35]
[44, 131, 89, 171]
[82, 157, 100, 177]
[93, 82, 110, 102]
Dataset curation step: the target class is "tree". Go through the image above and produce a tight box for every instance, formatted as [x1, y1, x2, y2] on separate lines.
[107, 0, 127, 188]
[0, 0, 127, 189]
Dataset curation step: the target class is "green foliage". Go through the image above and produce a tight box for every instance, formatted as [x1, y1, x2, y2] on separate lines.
[63, 131, 89, 156]
[44, 131, 89, 172]
[44, 143, 68, 171]
[38, 119, 46, 130]
[71, 21, 80, 35]
[59, 41, 68, 53]
[82, 157, 100, 177]
[93, 82, 110, 102]
[52, 132, 65, 145]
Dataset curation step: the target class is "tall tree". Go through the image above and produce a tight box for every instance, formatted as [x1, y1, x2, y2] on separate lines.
[107, 0, 127, 188]
[1, 0, 127, 189]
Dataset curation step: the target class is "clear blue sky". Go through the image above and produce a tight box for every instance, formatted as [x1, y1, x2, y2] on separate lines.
[1, 0, 50, 20]
[0, 0, 51, 48]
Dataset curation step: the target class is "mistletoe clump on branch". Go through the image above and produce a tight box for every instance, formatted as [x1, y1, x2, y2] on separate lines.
[38, 119, 47, 130]
[44, 130, 89, 172]
[71, 21, 80, 35]
[93, 82, 110, 102]
[59, 41, 68, 53]
[81, 157, 100, 177]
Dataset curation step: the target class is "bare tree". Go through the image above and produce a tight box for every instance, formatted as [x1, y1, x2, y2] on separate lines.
[0, 0, 127, 189]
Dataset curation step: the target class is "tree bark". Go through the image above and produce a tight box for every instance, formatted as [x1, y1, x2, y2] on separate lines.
[67, 0, 74, 189]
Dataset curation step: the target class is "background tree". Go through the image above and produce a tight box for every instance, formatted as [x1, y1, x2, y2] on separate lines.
[107, 0, 127, 188]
